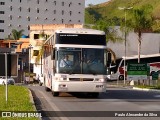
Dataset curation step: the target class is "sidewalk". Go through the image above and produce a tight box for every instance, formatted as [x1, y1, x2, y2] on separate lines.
[107, 83, 160, 92]
[132, 87, 160, 92]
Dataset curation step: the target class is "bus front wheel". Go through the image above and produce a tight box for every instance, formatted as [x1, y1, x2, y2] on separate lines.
[119, 75, 124, 80]
[45, 87, 50, 91]
[52, 91, 59, 96]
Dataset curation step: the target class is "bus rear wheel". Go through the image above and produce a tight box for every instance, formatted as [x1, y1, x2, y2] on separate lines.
[119, 75, 124, 80]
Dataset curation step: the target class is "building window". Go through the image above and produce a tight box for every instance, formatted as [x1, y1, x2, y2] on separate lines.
[0, 2, 5, 5]
[62, 19, 64, 23]
[28, 8, 30, 12]
[78, 3, 81, 5]
[0, 20, 4, 23]
[19, 7, 22, 12]
[53, 10, 56, 14]
[53, 1, 56, 5]
[62, 10, 64, 15]
[37, 0, 39, 4]
[53, 18, 56, 21]
[27, 16, 30, 21]
[18, 16, 21, 18]
[45, 0, 48, 2]
[8, 24, 12, 27]
[18, 25, 21, 27]
[69, 11, 72, 16]
[27, 25, 30, 30]
[37, 8, 39, 13]
[0, 11, 4, 14]
[69, 2, 72, 7]
[0, 29, 4, 32]
[36, 17, 39, 20]
[9, 15, 12, 20]
[10, 6, 13, 11]
[20, 0, 22, 3]
[62, 2, 64, 6]
[78, 12, 81, 14]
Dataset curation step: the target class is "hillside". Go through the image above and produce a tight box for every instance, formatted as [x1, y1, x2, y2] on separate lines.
[85, 0, 160, 24]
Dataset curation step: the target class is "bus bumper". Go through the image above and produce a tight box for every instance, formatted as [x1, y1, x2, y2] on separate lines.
[52, 81, 106, 93]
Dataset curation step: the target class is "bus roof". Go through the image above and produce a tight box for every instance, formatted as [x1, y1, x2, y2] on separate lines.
[122, 54, 160, 60]
[55, 28, 105, 35]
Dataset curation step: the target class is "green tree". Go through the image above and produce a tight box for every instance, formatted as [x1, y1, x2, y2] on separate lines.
[129, 5, 153, 63]
[11, 29, 24, 40]
[93, 18, 123, 43]
[92, 18, 123, 62]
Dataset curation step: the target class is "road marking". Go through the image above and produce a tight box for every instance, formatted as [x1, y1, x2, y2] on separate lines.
[38, 90, 69, 120]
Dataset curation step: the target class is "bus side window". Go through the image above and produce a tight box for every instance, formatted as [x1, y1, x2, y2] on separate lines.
[107, 52, 111, 63]
[51, 48, 55, 60]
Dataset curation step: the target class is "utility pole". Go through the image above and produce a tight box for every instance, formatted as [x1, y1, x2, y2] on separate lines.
[118, 7, 133, 85]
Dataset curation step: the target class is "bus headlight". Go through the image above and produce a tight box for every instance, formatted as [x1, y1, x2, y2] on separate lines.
[59, 77, 67, 81]
[55, 77, 67, 81]
[94, 78, 105, 82]
[99, 78, 105, 82]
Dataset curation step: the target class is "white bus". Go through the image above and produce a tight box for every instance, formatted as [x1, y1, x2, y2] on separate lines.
[42, 28, 110, 97]
[107, 54, 160, 80]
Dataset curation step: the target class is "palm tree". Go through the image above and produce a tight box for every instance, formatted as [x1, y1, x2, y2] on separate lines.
[11, 29, 24, 40]
[35, 47, 44, 65]
[129, 5, 153, 63]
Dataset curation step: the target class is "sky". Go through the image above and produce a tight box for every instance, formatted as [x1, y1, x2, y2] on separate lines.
[85, 0, 110, 7]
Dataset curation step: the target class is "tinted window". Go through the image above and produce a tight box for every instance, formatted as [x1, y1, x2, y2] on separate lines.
[56, 33, 106, 45]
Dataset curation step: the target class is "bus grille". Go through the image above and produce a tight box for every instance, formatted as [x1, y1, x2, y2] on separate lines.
[69, 78, 93, 81]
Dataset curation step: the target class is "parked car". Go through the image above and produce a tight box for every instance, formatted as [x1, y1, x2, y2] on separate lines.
[0, 77, 15, 85]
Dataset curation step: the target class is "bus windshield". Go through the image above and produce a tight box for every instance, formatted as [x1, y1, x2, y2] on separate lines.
[57, 48, 106, 75]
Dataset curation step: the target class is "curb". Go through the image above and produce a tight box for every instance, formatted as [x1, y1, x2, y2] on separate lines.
[133, 87, 160, 92]
[28, 89, 42, 120]
[28, 89, 36, 110]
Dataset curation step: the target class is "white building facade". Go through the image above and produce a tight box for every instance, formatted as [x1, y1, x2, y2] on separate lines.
[0, 0, 85, 39]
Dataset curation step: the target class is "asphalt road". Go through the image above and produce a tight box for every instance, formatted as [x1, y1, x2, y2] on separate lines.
[27, 85, 160, 120]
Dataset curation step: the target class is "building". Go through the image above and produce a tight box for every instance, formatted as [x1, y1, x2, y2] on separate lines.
[0, 0, 85, 39]
[108, 31, 160, 59]
[0, 38, 30, 83]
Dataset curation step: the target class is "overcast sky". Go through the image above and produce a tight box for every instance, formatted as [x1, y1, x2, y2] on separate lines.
[85, 0, 110, 7]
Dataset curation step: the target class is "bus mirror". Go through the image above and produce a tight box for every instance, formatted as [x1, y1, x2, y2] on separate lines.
[107, 52, 111, 63]
[110, 65, 116, 68]
[51, 48, 55, 60]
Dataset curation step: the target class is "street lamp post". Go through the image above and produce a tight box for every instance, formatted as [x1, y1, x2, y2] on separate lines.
[118, 7, 133, 85]
[28, 44, 32, 84]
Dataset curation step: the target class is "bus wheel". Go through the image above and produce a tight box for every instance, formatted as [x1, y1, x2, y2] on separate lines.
[39, 82, 43, 86]
[45, 87, 50, 92]
[119, 75, 124, 80]
[52, 91, 59, 96]
[91, 93, 99, 98]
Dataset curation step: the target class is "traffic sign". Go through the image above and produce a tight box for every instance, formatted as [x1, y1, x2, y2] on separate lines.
[0, 54, 18, 77]
[127, 63, 147, 80]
